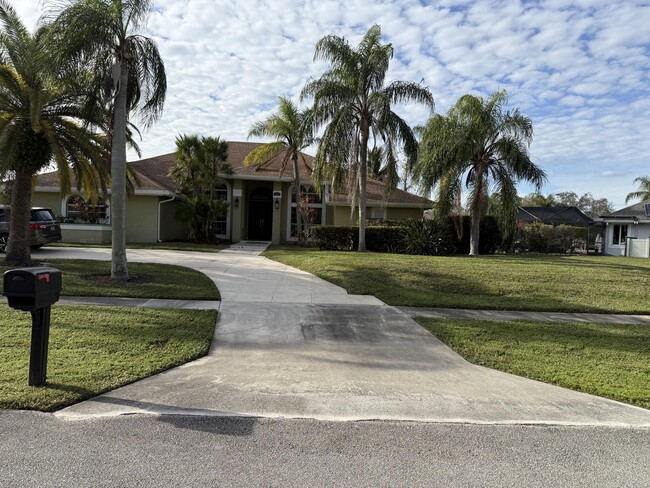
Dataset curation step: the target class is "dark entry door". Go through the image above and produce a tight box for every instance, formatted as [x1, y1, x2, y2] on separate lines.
[248, 187, 273, 240]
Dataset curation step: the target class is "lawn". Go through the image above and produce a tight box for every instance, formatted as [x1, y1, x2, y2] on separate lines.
[1, 259, 219, 300]
[0, 304, 216, 411]
[263, 247, 650, 314]
[417, 317, 650, 409]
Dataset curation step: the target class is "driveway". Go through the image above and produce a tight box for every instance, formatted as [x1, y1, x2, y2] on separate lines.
[33, 246, 650, 426]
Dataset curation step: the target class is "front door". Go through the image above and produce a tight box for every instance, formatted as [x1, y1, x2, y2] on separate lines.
[248, 187, 273, 240]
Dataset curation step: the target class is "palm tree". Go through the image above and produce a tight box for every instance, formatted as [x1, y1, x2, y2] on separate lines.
[415, 90, 546, 255]
[53, 0, 166, 279]
[170, 134, 232, 242]
[301, 25, 434, 251]
[625, 176, 650, 204]
[0, 1, 107, 266]
[245, 97, 314, 244]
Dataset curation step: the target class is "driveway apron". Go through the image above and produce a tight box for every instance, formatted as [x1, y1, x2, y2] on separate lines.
[35, 246, 650, 426]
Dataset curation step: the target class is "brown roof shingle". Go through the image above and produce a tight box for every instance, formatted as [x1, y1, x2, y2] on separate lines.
[35, 141, 431, 206]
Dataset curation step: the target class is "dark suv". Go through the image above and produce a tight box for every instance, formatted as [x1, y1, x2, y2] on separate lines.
[0, 206, 62, 253]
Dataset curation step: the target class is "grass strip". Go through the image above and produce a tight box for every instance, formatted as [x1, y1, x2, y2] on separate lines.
[417, 317, 650, 409]
[0, 304, 216, 411]
[1, 259, 219, 300]
[264, 247, 650, 314]
[48, 242, 227, 253]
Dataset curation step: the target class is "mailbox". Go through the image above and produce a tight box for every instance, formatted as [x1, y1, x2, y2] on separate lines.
[3, 267, 62, 311]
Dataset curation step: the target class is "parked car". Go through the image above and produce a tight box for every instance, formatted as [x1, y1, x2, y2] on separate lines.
[0, 206, 62, 253]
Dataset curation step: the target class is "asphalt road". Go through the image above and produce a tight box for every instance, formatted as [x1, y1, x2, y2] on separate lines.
[1, 412, 648, 487]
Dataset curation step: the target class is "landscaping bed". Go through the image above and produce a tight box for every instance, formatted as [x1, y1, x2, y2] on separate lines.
[0, 259, 219, 300]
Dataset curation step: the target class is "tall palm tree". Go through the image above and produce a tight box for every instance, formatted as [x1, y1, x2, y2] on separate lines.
[415, 90, 546, 255]
[625, 176, 650, 204]
[245, 97, 314, 244]
[301, 25, 434, 251]
[0, 1, 107, 266]
[53, 0, 166, 279]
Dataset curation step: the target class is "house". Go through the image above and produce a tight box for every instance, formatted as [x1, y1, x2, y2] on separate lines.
[31, 141, 432, 245]
[516, 206, 594, 227]
[599, 201, 650, 258]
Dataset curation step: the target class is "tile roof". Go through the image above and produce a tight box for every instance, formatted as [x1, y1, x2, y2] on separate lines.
[35, 140, 430, 206]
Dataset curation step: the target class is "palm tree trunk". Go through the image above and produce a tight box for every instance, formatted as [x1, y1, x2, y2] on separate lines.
[358, 122, 370, 252]
[292, 152, 303, 245]
[110, 60, 129, 279]
[5, 170, 33, 266]
[469, 174, 486, 256]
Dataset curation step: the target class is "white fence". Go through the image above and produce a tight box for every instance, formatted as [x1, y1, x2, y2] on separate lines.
[626, 238, 650, 258]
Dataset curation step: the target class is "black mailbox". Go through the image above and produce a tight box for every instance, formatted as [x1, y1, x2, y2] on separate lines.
[3, 267, 62, 311]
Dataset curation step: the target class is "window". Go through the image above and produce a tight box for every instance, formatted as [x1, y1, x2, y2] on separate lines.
[66, 195, 107, 223]
[289, 185, 324, 239]
[645, 203, 650, 217]
[612, 224, 627, 245]
[210, 184, 229, 237]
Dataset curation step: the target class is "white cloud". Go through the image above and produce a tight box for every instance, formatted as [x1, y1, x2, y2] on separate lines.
[9, 0, 650, 208]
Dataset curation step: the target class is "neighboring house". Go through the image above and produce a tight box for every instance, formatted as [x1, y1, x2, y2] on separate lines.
[31, 141, 431, 245]
[599, 201, 650, 258]
[516, 206, 594, 227]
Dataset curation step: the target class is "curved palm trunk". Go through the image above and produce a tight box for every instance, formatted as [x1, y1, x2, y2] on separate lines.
[110, 60, 129, 279]
[292, 152, 303, 246]
[5, 170, 33, 266]
[358, 122, 370, 252]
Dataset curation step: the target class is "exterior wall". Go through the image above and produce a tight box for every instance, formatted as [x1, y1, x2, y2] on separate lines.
[124, 195, 159, 243]
[159, 199, 187, 241]
[31, 192, 61, 213]
[602, 222, 650, 257]
[387, 207, 424, 220]
[60, 225, 112, 244]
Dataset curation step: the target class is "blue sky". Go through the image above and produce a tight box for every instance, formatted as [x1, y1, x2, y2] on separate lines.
[16, 0, 650, 208]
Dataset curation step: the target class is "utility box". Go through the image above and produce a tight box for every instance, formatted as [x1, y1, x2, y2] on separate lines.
[3, 267, 62, 311]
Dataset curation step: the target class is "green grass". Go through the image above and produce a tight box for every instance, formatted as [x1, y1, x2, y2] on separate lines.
[1, 259, 219, 300]
[263, 247, 650, 314]
[416, 317, 650, 409]
[0, 304, 217, 411]
[49, 241, 227, 253]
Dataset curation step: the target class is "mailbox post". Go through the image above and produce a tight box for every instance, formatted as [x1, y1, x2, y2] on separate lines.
[3, 267, 62, 386]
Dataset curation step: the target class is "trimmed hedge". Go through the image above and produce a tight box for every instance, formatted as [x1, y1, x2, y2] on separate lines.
[518, 223, 587, 253]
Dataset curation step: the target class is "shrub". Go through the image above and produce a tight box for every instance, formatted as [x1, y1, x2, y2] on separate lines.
[366, 226, 405, 252]
[518, 223, 586, 253]
[442, 215, 503, 254]
[311, 226, 357, 250]
[401, 219, 455, 255]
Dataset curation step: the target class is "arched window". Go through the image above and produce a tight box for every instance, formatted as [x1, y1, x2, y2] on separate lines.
[66, 195, 108, 224]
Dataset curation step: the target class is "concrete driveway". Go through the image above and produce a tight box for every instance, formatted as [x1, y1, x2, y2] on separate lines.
[32, 246, 650, 426]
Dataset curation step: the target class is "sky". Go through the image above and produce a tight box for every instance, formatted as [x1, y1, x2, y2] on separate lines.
[14, 0, 650, 208]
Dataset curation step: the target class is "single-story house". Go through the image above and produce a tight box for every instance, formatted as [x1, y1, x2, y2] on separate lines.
[599, 201, 650, 258]
[516, 206, 594, 227]
[31, 141, 432, 245]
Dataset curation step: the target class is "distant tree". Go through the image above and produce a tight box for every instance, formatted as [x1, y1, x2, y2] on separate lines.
[301, 24, 434, 251]
[170, 135, 232, 242]
[0, 1, 107, 265]
[554, 191, 615, 217]
[245, 97, 314, 245]
[625, 176, 650, 204]
[520, 193, 556, 207]
[415, 90, 546, 255]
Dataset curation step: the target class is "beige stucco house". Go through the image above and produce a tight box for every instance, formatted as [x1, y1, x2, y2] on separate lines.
[32, 141, 431, 245]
